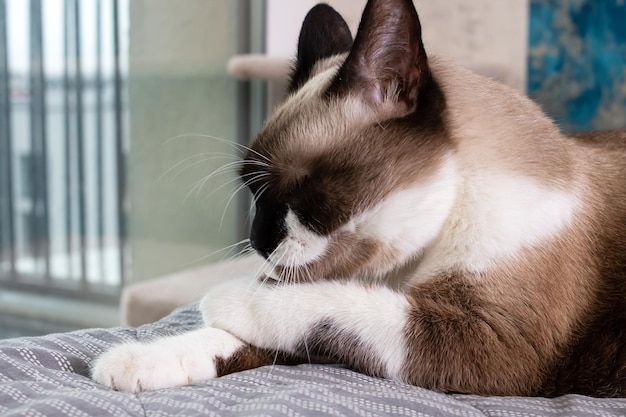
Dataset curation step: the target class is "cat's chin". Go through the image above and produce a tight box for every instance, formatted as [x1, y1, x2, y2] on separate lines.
[255, 260, 316, 285]
[264, 264, 318, 284]
[259, 269, 281, 283]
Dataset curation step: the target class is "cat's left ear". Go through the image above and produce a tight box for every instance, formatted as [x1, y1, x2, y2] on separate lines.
[288, 4, 353, 92]
[329, 0, 429, 111]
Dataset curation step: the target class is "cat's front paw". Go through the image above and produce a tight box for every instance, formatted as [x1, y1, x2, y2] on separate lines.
[92, 341, 188, 392]
[91, 327, 244, 392]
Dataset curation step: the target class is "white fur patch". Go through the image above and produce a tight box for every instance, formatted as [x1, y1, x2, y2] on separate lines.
[269, 209, 329, 268]
[202, 278, 410, 379]
[415, 174, 580, 278]
[91, 327, 244, 392]
[346, 155, 460, 269]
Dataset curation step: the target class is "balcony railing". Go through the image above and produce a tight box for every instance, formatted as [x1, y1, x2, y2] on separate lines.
[0, 0, 127, 303]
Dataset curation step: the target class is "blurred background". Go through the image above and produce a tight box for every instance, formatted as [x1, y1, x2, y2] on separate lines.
[0, 0, 624, 337]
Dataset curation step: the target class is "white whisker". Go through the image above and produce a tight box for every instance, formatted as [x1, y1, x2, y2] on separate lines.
[302, 336, 312, 366]
[158, 152, 242, 184]
[173, 157, 269, 185]
[176, 239, 251, 268]
[245, 243, 285, 307]
[184, 164, 244, 202]
[186, 169, 266, 204]
[221, 241, 257, 264]
[164, 132, 272, 163]
[203, 171, 270, 202]
[246, 183, 270, 225]
[218, 173, 270, 230]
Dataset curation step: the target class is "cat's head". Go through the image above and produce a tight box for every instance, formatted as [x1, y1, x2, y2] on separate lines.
[240, 0, 458, 282]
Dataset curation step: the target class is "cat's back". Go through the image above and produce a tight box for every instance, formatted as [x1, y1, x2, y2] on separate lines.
[570, 129, 626, 160]
[546, 129, 626, 397]
[568, 129, 626, 288]
[571, 129, 626, 217]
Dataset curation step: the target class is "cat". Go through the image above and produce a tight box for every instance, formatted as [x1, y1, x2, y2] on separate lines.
[92, 0, 626, 397]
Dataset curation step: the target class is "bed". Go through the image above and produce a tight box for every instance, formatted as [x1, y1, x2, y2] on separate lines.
[0, 303, 624, 417]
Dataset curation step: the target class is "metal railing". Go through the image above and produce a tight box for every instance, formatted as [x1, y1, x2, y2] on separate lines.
[0, 0, 127, 303]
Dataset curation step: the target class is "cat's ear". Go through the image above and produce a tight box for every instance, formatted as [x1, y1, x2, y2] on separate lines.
[329, 0, 429, 110]
[288, 4, 353, 92]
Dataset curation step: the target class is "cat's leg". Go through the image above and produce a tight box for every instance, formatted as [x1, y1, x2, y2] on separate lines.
[202, 277, 544, 395]
[92, 327, 251, 392]
[201, 278, 411, 380]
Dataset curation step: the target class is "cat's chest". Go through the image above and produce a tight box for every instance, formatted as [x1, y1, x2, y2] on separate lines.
[410, 174, 580, 282]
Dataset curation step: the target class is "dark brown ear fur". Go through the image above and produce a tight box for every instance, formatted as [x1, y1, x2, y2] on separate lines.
[288, 4, 353, 93]
[328, 0, 429, 109]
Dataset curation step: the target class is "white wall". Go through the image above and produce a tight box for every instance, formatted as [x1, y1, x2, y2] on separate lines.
[266, 0, 529, 91]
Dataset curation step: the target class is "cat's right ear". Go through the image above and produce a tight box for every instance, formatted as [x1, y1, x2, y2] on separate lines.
[288, 4, 353, 93]
[328, 0, 429, 113]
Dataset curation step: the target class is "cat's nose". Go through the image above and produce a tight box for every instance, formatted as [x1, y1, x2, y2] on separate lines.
[250, 238, 275, 259]
[250, 202, 288, 259]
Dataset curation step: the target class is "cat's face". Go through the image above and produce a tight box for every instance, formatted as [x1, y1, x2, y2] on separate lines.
[240, 1, 457, 281]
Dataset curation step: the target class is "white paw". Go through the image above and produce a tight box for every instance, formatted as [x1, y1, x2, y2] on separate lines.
[91, 327, 244, 392]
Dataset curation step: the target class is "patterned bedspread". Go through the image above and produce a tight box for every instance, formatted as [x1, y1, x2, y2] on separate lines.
[0, 304, 624, 417]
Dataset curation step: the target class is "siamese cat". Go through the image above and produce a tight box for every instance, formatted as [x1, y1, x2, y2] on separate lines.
[93, 0, 626, 397]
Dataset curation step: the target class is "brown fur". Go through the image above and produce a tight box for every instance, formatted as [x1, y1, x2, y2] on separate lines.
[215, 346, 301, 377]
[297, 319, 389, 378]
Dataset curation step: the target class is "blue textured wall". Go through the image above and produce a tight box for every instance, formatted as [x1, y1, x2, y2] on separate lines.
[528, 0, 626, 133]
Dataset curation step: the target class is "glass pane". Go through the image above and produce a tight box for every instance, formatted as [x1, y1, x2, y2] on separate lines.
[126, 0, 243, 283]
[1, 0, 259, 337]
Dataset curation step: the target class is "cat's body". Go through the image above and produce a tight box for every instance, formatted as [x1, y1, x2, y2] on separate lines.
[92, 0, 626, 397]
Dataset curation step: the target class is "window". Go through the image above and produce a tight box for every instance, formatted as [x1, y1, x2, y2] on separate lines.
[0, 0, 128, 303]
[0, 0, 262, 335]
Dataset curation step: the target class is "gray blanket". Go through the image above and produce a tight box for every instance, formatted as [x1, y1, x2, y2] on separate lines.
[0, 304, 624, 417]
